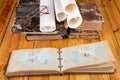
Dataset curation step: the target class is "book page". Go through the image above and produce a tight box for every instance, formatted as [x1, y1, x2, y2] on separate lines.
[63, 62, 115, 73]
[6, 48, 59, 74]
[61, 41, 115, 71]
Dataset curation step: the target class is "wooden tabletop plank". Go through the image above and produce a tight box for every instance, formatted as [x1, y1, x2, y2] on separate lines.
[89, 0, 120, 80]
[114, 31, 120, 47]
[94, 0, 120, 80]
[0, 0, 7, 14]
[0, 8, 20, 72]
[0, 0, 120, 80]
[76, 0, 89, 2]
[101, 0, 120, 32]
[113, 0, 120, 13]
[0, 7, 20, 80]
[0, 0, 17, 46]
[9, 30, 34, 80]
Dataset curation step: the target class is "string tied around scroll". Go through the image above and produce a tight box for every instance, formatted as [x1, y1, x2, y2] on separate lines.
[40, 5, 49, 16]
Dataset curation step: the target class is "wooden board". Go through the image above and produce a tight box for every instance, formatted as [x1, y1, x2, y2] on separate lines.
[0, 0, 120, 80]
[0, 0, 17, 46]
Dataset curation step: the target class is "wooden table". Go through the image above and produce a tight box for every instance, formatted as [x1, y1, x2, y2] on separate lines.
[0, 0, 120, 80]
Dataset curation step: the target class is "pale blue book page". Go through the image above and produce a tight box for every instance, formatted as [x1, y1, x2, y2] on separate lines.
[61, 41, 115, 71]
[6, 48, 59, 73]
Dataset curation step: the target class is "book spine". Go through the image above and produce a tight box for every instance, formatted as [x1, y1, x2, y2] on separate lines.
[57, 51, 63, 72]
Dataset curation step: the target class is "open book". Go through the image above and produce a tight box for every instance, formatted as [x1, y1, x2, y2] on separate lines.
[5, 41, 115, 77]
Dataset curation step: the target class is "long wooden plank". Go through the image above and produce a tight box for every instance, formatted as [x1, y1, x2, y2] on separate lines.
[0, 5, 16, 59]
[90, 74, 110, 80]
[0, 9, 19, 70]
[89, 0, 119, 80]
[0, 3, 20, 80]
[101, 0, 120, 32]
[0, 0, 7, 14]
[76, 0, 89, 2]
[9, 34, 33, 80]
[0, 2, 33, 80]
[0, 0, 17, 46]
[114, 31, 120, 47]
[94, 0, 120, 80]
[113, 0, 120, 13]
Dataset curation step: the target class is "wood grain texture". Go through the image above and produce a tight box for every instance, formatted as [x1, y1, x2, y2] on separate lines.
[9, 27, 34, 80]
[0, 0, 17, 46]
[114, 31, 120, 47]
[0, 0, 120, 80]
[93, 0, 120, 80]
[0, 0, 6, 14]
[101, 0, 120, 32]
[113, 0, 120, 13]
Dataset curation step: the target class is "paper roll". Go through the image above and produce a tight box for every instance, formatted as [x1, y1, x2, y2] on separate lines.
[60, 0, 77, 15]
[67, 5, 83, 28]
[54, 0, 67, 22]
[60, 0, 83, 28]
[40, 0, 56, 32]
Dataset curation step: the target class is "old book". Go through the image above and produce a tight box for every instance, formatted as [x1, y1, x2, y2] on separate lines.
[11, 1, 103, 40]
[76, 2, 104, 30]
[68, 2, 104, 39]
[25, 22, 68, 40]
[26, 34, 63, 41]
[68, 29, 99, 39]
[5, 41, 115, 77]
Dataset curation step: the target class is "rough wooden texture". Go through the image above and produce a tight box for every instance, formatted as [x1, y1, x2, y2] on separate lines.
[0, 0, 6, 14]
[0, 0, 120, 80]
[0, 0, 17, 46]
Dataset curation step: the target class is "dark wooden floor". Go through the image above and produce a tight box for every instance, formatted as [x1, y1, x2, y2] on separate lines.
[0, 0, 120, 80]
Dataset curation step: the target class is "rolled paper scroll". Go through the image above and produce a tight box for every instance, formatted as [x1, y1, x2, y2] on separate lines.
[67, 5, 83, 28]
[40, 0, 56, 32]
[60, 0, 77, 15]
[54, 0, 67, 22]
[60, 0, 83, 28]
